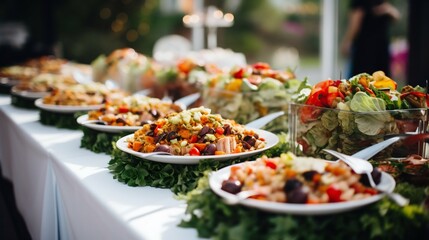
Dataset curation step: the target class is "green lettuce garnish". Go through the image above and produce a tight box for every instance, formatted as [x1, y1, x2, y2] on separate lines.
[258, 78, 284, 90]
[350, 92, 395, 135]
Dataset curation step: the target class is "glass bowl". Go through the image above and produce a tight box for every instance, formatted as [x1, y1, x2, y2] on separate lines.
[288, 103, 428, 160]
[201, 87, 291, 132]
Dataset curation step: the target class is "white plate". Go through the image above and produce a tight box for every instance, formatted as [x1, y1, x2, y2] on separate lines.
[35, 98, 104, 113]
[209, 162, 395, 215]
[115, 129, 279, 164]
[11, 86, 49, 99]
[77, 114, 141, 133]
[0, 77, 20, 86]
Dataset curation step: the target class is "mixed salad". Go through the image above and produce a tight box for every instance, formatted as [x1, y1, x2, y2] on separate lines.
[87, 95, 182, 126]
[202, 62, 304, 132]
[14, 73, 77, 93]
[221, 153, 380, 204]
[92, 48, 156, 93]
[153, 58, 223, 101]
[127, 107, 266, 156]
[293, 71, 428, 159]
[42, 82, 127, 106]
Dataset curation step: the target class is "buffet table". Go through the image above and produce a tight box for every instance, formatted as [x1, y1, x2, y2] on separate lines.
[0, 94, 202, 240]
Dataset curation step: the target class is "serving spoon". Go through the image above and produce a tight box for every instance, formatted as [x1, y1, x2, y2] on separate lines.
[173, 92, 201, 109]
[324, 149, 410, 206]
[244, 111, 285, 129]
[135, 151, 173, 158]
[351, 133, 429, 160]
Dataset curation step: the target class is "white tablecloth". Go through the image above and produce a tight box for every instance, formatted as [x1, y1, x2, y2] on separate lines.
[0, 95, 202, 240]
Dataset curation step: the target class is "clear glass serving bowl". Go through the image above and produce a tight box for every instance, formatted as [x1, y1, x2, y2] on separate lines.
[288, 103, 429, 160]
[201, 87, 291, 133]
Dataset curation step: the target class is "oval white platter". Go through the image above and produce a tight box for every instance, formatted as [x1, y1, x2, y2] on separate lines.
[115, 129, 279, 164]
[35, 98, 104, 113]
[209, 162, 395, 215]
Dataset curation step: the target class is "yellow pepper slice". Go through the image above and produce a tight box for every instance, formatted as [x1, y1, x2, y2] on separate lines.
[225, 78, 243, 92]
[372, 71, 397, 90]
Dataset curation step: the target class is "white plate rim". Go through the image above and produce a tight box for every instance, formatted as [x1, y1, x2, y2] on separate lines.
[77, 114, 142, 133]
[11, 86, 49, 99]
[209, 162, 395, 215]
[35, 98, 104, 113]
[115, 128, 279, 164]
[0, 77, 20, 86]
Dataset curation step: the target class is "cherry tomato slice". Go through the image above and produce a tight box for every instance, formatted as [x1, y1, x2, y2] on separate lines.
[189, 147, 200, 156]
[118, 106, 129, 113]
[252, 62, 270, 70]
[265, 161, 277, 170]
[326, 185, 342, 202]
[215, 127, 225, 135]
[189, 135, 198, 143]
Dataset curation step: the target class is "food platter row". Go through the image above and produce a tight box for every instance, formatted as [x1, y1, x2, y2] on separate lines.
[1, 50, 429, 219]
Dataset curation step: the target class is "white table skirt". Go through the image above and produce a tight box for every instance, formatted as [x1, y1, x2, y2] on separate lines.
[0, 95, 202, 240]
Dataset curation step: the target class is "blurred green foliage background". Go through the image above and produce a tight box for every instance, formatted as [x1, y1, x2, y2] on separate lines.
[0, 0, 408, 70]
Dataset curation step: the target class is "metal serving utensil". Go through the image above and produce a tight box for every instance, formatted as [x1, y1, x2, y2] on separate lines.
[324, 149, 410, 207]
[173, 92, 201, 109]
[244, 111, 285, 129]
[351, 133, 429, 160]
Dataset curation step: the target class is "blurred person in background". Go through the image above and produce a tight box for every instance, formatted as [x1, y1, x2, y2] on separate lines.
[341, 0, 401, 78]
[407, 0, 429, 87]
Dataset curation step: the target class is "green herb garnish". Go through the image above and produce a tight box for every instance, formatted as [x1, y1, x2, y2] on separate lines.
[39, 109, 84, 129]
[80, 128, 124, 154]
[11, 95, 37, 109]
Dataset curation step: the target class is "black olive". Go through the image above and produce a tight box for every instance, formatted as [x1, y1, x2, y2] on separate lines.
[302, 170, 318, 181]
[287, 187, 309, 204]
[245, 137, 256, 146]
[208, 128, 215, 134]
[116, 118, 126, 124]
[202, 143, 217, 155]
[154, 132, 167, 143]
[284, 178, 303, 193]
[243, 136, 252, 142]
[146, 131, 154, 137]
[198, 126, 210, 137]
[150, 123, 157, 130]
[242, 141, 251, 150]
[223, 124, 231, 135]
[167, 131, 177, 141]
[360, 168, 382, 187]
[221, 179, 242, 194]
[197, 137, 206, 143]
[154, 144, 171, 153]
